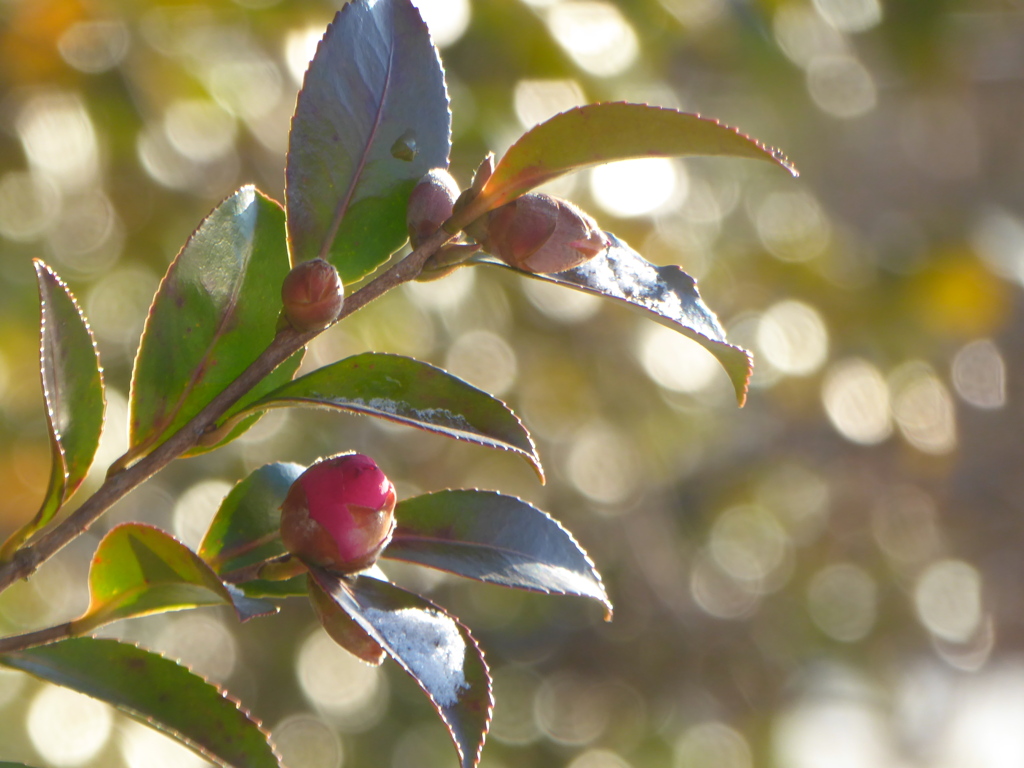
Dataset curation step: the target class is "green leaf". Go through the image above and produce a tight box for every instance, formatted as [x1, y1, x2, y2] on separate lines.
[285, 0, 451, 283]
[0, 636, 281, 768]
[310, 570, 491, 768]
[386, 490, 611, 617]
[71, 523, 275, 635]
[129, 186, 302, 460]
[239, 352, 544, 481]
[485, 233, 753, 404]
[198, 462, 311, 599]
[455, 103, 797, 224]
[307, 574, 386, 665]
[1, 262, 105, 560]
[200, 462, 304, 574]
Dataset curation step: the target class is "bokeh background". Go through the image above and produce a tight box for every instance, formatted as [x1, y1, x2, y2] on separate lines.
[1, 0, 1022, 766]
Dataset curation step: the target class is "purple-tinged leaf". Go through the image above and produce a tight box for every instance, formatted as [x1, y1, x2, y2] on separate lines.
[285, 0, 451, 283]
[1, 263, 105, 560]
[310, 569, 491, 768]
[238, 353, 544, 481]
[454, 103, 797, 226]
[485, 234, 752, 404]
[307, 574, 385, 665]
[386, 490, 611, 618]
[0, 637, 282, 768]
[71, 523, 276, 635]
[129, 186, 302, 461]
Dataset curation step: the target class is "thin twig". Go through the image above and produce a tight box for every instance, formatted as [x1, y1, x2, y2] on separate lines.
[0, 228, 454, 597]
[0, 621, 72, 654]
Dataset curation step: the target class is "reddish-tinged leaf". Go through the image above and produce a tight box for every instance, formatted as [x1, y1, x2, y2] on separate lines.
[129, 186, 302, 461]
[1, 262, 105, 560]
[485, 233, 752, 404]
[0, 637, 281, 768]
[310, 569, 491, 768]
[387, 490, 611, 618]
[238, 353, 544, 481]
[454, 103, 797, 225]
[307, 574, 385, 665]
[285, 0, 451, 282]
[72, 523, 275, 634]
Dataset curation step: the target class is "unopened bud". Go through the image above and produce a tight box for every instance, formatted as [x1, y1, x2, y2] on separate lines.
[281, 259, 344, 332]
[474, 193, 609, 274]
[407, 168, 460, 247]
[280, 453, 397, 573]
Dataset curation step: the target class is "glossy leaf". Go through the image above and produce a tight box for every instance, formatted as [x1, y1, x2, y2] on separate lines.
[198, 462, 310, 598]
[387, 490, 611, 617]
[457, 103, 797, 223]
[0, 636, 281, 768]
[307, 574, 386, 665]
[238, 353, 543, 480]
[71, 523, 275, 635]
[1, 263, 105, 560]
[310, 570, 491, 768]
[200, 462, 304, 573]
[285, 0, 451, 283]
[485, 234, 752, 404]
[129, 186, 302, 460]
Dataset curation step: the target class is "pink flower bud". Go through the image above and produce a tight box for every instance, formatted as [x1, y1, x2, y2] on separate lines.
[281, 258, 344, 332]
[280, 453, 397, 573]
[476, 193, 608, 274]
[407, 168, 460, 247]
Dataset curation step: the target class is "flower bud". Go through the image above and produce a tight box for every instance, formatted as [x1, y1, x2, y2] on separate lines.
[407, 168, 460, 247]
[281, 258, 344, 332]
[280, 453, 397, 573]
[475, 193, 608, 274]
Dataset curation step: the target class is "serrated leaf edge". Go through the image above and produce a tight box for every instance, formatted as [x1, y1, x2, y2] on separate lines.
[387, 488, 613, 619]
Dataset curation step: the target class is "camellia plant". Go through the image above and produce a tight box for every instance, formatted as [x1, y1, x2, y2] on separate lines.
[0, 1, 796, 766]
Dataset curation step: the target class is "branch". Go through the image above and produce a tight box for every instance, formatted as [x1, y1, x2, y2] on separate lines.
[0, 228, 455, 594]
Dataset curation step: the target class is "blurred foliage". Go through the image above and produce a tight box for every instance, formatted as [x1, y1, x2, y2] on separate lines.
[2, 0, 1024, 767]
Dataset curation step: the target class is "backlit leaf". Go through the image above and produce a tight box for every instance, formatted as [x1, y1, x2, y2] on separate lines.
[0, 637, 281, 768]
[456, 103, 797, 224]
[1, 262, 105, 560]
[386, 490, 611, 618]
[485, 233, 753, 404]
[237, 353, 543, 481]
[285, 0, 451, 283]
[310, 569, 491, 768]
[72, 523, 275, 635]
[129, 186, 302, 461]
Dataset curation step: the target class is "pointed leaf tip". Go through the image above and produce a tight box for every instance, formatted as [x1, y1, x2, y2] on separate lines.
[387, 490, 612, 617]
[311, 570, 492, 768]
[2, 261, 105, 561]
[285, 0, 451, 283]
[457, 102, 797, 224]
